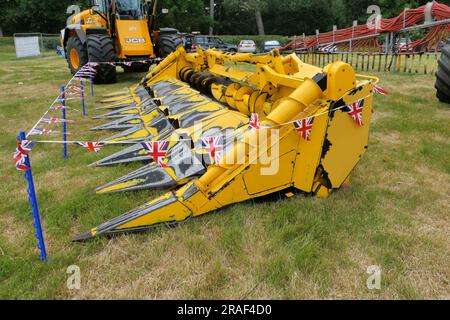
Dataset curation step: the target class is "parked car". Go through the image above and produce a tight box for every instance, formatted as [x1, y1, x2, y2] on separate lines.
[263, 40, 282, 52]
[238, 40, 257, 53]
[395, 37, 413, 52]
[184, 35, 237, 52]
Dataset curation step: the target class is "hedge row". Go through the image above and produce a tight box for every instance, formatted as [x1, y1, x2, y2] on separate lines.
[0, 35, 294, 51]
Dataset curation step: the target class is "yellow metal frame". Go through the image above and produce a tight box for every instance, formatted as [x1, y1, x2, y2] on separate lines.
[74, 48, 380, 241]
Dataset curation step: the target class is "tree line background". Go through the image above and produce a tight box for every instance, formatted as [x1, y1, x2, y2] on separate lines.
[0, 0, 445, 36]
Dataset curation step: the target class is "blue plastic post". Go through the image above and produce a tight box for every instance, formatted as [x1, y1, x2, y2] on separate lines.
[80, 77, 86, 116]
[18, 131, 47, 261]
[90, 70, 94, 97]
[60, 85, 68, 160]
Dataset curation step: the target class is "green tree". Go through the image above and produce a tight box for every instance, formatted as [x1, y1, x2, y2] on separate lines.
[223, 0, 269, 35]
[157, 0, 211, 33]
[0, 0, 89, 35]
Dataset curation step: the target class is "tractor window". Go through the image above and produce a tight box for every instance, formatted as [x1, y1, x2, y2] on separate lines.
[93, 0, 106, 13]
[116, 0, 144, 20]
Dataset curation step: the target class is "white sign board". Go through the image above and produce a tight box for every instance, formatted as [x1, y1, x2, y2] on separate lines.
[14, 36, 41, 59]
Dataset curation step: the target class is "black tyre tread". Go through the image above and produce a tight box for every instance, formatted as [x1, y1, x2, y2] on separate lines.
[66, 37, 88, 75]
[442, 45, 450, 59]
[437, 52, 450, 75]
[122, 63, 150, 73]
[86, 34, 117, 84]
[435, 43, 450, 104]
[156, 33, 184, 58]
[436, 90, 450, 103]
[435, 73, 450, 95]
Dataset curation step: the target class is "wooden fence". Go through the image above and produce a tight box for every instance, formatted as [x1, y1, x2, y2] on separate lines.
[296, 52, 441, 75]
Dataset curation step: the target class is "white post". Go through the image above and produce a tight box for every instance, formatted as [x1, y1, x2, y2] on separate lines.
[350, 20, 357, 53]
[333, 25, 337, 43]
[403, 8, 408, 29]
[209, 0, 214, 36]
[316, 29, 320, 49]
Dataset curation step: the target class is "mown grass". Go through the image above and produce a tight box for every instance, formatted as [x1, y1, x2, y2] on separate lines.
[0, 39, 449, 299]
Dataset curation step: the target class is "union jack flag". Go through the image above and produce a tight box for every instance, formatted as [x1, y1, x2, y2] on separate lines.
[201, 135, 224, 163]
[66, 85, 82, 92]
[65, 91, 82, 97]
[16, 140, 36, 156]
[77, 141, 105, 153]
[75, 64, 98, 77]
[248, 113, 262, 130]
[373, 85, 389, 95]
[14, 152, 29, 171]
[13, 140, 36, 171]
[346, 99, 364, 126]
[41, 117, 74, 124]
[76, 69, 96, 75]
[141, 141, 170, 167]
[294, 116, 315, 141]
[29, 128, 56, 136]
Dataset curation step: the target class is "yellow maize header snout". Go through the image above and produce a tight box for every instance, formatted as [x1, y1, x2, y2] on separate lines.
[74, 48, 377, 241]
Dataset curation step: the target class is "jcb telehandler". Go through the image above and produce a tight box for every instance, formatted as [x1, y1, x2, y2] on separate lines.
[61, 0, 183, 84]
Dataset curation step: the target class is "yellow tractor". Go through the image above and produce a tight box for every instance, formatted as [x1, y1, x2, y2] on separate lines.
[61, 0, 183, 83]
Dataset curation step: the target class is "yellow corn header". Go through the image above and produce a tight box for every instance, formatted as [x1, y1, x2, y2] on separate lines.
[74, 47, 379, 241]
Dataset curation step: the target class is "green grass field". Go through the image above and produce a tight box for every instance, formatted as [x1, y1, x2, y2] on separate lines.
[0, 38, 449, 299]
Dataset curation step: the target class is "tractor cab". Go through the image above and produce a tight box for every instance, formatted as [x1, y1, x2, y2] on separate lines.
[114, 0, 145, 20]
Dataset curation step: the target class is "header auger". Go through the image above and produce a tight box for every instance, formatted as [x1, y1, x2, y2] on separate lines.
[74, 48, 379, 241]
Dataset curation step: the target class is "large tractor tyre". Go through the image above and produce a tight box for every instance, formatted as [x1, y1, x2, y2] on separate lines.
[156, 33, 184, 59]
[66, 36, 88, 75]
[86, 34, 117, 84]
[122, 63, 150, 73]
[435, 43, 450, 104]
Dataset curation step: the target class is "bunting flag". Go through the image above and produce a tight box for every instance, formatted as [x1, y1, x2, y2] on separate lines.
[14, 151, 29, 171]
[66, 86, 82, 93]
[56, 96, 78, 102]
[16, 140, 36, 156]
[248, 113, 262, 130]
[346, 99, 364, 126]
[201, 135, 224, 163]
[123, 61, 133, 67]
[50, 105, 65, 111]
[141, 141, 169, 167]
[13, 140, 36, 171]
[75, 63, 98, 77]
[77, 69, 96, 75]
[29, 128, 57, 136]
[77, 141, 105, 153]
[65, 91, 82, 97]
[294, 116, 315, 141]
[373, 85, 389, 95]
[41, 117, 75, 124]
